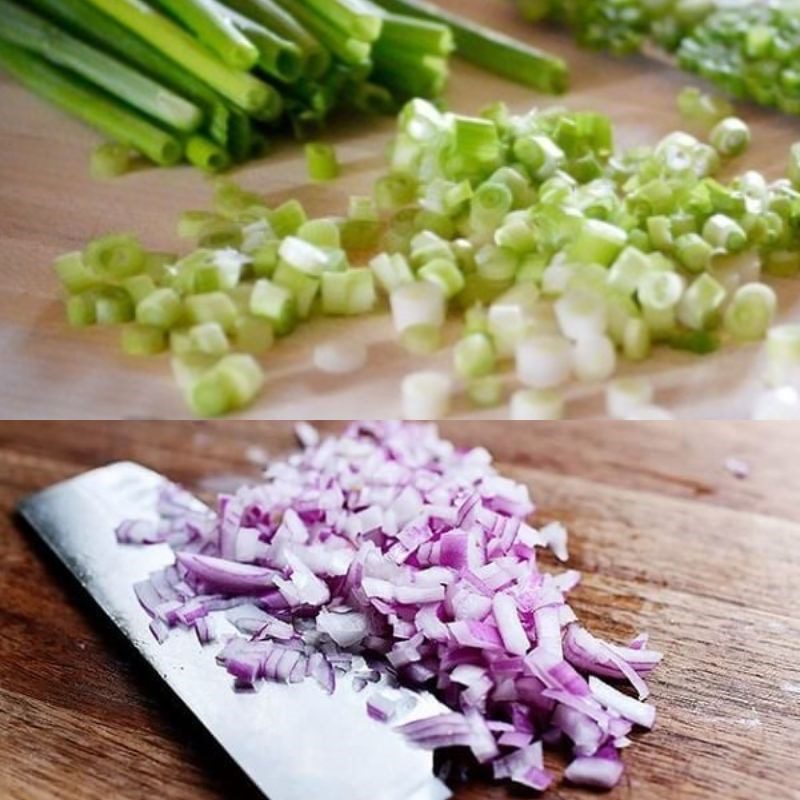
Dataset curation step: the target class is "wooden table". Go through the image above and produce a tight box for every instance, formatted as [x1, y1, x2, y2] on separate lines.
[2, 3, 800, 419]
[1, 421, 799, 799]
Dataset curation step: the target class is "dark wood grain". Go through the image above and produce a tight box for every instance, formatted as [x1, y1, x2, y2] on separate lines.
[1, 422, 799, 800]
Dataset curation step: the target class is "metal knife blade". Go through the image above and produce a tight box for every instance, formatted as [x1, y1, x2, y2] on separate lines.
[17, 461, 451, 800]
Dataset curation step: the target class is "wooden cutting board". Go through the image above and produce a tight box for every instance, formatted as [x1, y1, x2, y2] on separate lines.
[2, 1, 800, 420]
[1, 421, 799, 799]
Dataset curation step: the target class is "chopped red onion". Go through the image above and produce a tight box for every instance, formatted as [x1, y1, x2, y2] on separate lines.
[588, 676, 656, 729]
[564, 752, 625, 789]
[117, 422, 661, 791]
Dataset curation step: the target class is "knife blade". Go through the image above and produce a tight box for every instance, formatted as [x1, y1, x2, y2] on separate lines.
[17, 461, 451, 800]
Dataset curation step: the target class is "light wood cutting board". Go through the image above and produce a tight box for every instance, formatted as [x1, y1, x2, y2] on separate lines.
[1, 421, 799, 799]
[1, 0, 800, 419]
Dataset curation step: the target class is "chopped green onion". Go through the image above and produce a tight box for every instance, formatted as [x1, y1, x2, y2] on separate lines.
[375, 174, 418, 211]
[178, 211, 223, 241]
[84, 233, 145, 280]
[189, 321, 230, 355]
[234, 314, 274, 354]
[488, 284, 542, 358]
[607, 247, 651, 295]
[298, 219, 341, 249]
[668, 329, 720, 355]
[135, 287, 183, 330]
[306, 142, 340, 182]
[341, 219, 382, 251]
[702, 214, 747, 252]
[475, 245, 517, 284]
[390, 281, 445, 334]
[411, 232, 453, 268]
[622, 317, 651, 361]
[54, 251, 98, 294]
[677, 273, 726, 331]
[251, 241, 281, 278]
[249, 278, 296, 335]
[470, 183, 513, 235]
[184, 290, 238, 331]
[494, 219, 537, 255]
[453, 332, 495, 379]
[513, 135, 565, 179]
[198, 219, 244, 249]
[516, 334, 572, 389]
[709, 117, 750, 158]
[554, 288, 606, 340]
[646, 216, 673, 252]
[272, 262, 319, 318]
[467, 375, 504, 408]
[637, 272, 686, 339]
[66, 292, 98, 327]
[95, 286, 135, 324]
[370, 252, 414, 294]
[279, 236, 329, 276]
[564, 219, 627, 267]
[349, 195, 379, 222]
[418, 258, 465, 299]
[188, 353, 264, 416]
[723, 283, 776, 342]
[674, 232, 713, 274]
[321, 269, 376, 315]
[122, 274, 158, 305]
[270, 199, 308, 237]
[572, 334, 616, 382]
[121, 324, 167, 356]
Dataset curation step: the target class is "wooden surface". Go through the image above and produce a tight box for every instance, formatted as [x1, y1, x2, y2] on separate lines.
[2, 3, 800, 419]
[1, 421, 800, 799]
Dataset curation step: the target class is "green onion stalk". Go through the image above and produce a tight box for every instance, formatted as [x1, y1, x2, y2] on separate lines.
[0, 39, 182, 165]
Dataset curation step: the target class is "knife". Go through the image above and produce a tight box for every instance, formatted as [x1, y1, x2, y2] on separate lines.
[17, 461, 452, 800]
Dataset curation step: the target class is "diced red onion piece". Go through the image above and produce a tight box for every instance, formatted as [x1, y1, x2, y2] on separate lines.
[316, 608, 368, 648]
[176, 552, 276, 594]
[492, 592, 530, 656]
[564, 754, 624, 789]
[588, 676, 656, 729]
[149, 617, 169, 643]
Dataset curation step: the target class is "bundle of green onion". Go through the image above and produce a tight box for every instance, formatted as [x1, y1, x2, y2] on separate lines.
[518, 0, 800, 119]
[53, 97, 800, 418]
[0, 0, 449, 172]
[0, 0, 569, 174]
